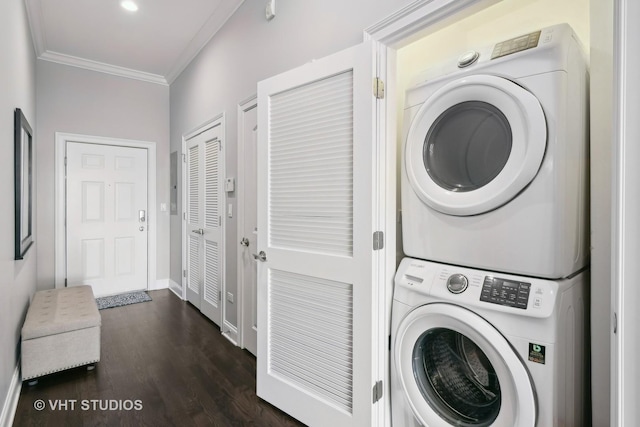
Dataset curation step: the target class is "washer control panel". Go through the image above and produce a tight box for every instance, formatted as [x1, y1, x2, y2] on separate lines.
[446, 274, 468, 294]
[394, 258, 565, 318]
[480, 276, 531, 309]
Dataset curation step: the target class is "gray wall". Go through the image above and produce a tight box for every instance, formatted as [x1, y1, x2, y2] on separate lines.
[0, 0, 37, 418]
[36, 61, 171, 290]
[169, 0, 413, 331]
[589, 0, 613, 425]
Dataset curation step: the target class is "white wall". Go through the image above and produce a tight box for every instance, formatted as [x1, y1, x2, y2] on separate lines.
[0, 0, 37, 421]
[36, 61, 171, 290]
[170, 0, 414, 331]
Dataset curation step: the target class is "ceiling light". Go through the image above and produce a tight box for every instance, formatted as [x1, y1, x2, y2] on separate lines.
[121, 1, 138, 12]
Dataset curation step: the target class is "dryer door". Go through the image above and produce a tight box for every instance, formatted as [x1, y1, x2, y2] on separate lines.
[405, 74, 546, 216]
[394, 303, 536, 427]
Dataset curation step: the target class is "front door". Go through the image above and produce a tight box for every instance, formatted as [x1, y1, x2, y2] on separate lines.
[66, 142, 148, 297]
[185, 122, 224, 325]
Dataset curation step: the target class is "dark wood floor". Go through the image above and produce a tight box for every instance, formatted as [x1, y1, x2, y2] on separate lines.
[13, 289, 304, 426]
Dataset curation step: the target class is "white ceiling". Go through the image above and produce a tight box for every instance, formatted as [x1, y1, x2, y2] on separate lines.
[24, 0, 245, 85]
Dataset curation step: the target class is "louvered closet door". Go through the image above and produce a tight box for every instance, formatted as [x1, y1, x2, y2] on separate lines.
[185, 123, 223, 324]
[257, 41, 380, 427]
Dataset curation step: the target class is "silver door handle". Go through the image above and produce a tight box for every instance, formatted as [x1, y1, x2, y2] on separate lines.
[252, 251, 267, 262]
[240, 237, 250, 247]
[191, 229, 204, 235]
[139, 210, 146, 223]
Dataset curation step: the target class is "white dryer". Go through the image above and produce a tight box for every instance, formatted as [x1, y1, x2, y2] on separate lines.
[401, 24, 589, 278]
[391, 257, 588, 427]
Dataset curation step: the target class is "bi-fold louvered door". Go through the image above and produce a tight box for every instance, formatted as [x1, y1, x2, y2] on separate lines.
[185, 123, 224, 325]
[256, 41, 381, 427]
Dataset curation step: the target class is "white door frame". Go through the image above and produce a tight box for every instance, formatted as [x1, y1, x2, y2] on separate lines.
[361, 0, 501, 422]
[181, 113, 226, 313]
[236, 94, 257, 352]
[54, 132, 157, 290]
[613, 0, 640, 425]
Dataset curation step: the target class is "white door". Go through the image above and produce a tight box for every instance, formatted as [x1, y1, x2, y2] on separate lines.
[238, 99, 258, 355]
[256, 41, 382, 426]
[66, 142, 148, 297]
[185, 123, 224, 325]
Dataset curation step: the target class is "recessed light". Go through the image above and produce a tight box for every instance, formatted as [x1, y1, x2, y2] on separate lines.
[121, 1, 138, 12]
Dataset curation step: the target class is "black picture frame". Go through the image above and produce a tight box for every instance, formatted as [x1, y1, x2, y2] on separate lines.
[15, 108, 34, 260]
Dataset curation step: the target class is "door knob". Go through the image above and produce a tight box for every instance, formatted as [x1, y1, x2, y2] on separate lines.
[240, 237, 250, 247]
[191, 229, 204, 235]
[139, 226, 145, 231]
[252, 251, 267, 262]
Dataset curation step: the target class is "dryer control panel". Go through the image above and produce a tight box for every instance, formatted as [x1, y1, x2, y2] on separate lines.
[491, 30, 541, 59]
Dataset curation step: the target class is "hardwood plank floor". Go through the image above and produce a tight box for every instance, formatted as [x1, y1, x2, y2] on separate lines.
[13, 289, 305, 426]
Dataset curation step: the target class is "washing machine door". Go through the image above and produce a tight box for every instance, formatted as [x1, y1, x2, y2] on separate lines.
[405, 74, 546, 216]
[394, 303, 536, 427]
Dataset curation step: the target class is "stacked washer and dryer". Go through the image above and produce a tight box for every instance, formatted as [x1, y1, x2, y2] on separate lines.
[391, 24, 590, 427]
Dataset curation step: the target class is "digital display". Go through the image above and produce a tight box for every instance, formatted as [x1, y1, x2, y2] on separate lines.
[480, 276, 531, 309]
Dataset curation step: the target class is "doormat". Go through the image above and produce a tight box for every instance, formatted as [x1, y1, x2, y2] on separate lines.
[96, 291, 152, 310]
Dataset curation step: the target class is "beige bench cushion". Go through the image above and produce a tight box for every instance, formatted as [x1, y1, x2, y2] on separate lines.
[22, 285, 101, 340]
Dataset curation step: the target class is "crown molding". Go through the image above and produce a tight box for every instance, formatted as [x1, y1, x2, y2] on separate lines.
[166, 0, 245, 84]
[23, 0, 245, 86]
[39, 51, 168, 86]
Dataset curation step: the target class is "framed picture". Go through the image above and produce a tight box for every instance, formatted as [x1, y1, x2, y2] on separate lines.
[15, 108, 34, 260]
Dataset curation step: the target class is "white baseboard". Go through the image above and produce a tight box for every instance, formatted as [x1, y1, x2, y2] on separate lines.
[222, 321, 238, 346]
[0, 363, 21, 427]
[168, 279, 183, 299]
[149, 279, 169, 291]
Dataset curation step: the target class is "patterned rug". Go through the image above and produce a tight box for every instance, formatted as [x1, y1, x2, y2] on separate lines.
[96, 291, 152, 310]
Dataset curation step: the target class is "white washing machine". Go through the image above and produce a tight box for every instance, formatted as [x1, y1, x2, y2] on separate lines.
[390, 258, 589, 427]
[401, 24, 589, 279]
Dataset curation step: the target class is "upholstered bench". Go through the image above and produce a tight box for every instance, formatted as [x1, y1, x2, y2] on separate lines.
[21, 285, 101, 384]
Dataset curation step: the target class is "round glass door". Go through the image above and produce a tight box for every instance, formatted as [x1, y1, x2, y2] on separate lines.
[413, 328, 501, 426]
[424, 101, 512, 193]
[394, 304, 536, 427]
[405, 74, 546, 216]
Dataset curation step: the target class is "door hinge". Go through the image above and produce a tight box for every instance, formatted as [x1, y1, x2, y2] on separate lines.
[182, 153, 186, 163]
[183, 269, 186, 278]
[373, 77, 385, 99]
[219, 140, 223, 151]
[373, 231, 384, 250]
[372, 380, 383, 403]
[219, 216, 222, 226]
[183, 212, 186, 220]
[219, 290, 222, 301]
[64, 156, 67, 166]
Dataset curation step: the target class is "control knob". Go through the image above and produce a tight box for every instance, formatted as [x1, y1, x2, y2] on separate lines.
[447, 274, 469, 294]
